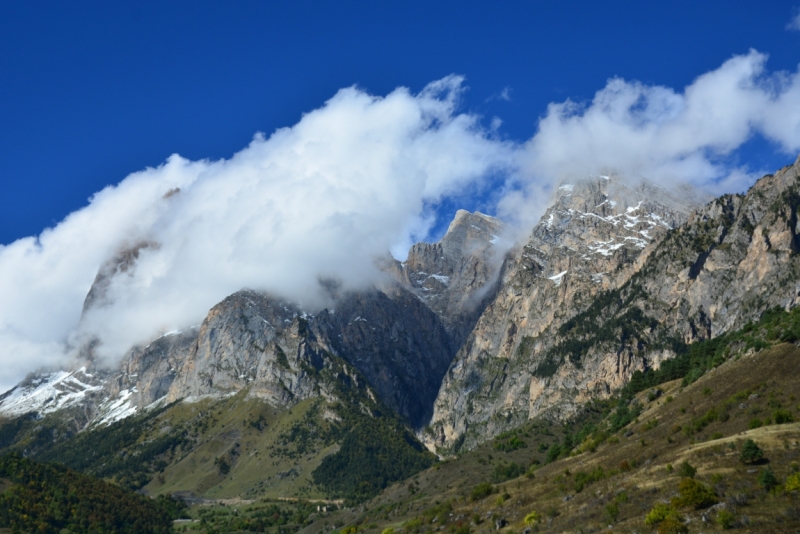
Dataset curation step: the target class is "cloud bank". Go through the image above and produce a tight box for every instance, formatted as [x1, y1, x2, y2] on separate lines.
[0, 76, 517, 391]
[520, 50, 800, 196]
[2, 51, 800, 392]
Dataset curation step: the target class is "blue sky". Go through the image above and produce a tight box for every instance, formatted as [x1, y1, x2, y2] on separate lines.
[2, 1, 800, 245]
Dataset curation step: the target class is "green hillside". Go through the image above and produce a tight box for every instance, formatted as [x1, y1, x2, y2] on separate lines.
[0, 451, 184, 534]
[5, 306, 800, 533]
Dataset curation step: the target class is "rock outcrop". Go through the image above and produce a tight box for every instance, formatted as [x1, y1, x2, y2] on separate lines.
[388, 210, 506, 347]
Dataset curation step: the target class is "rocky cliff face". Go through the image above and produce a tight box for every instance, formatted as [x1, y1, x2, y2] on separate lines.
[42, 284, 454, 430]
[96, 210, 503, 430]
[427, 158, 800, 451]
[313, 286, 454, 426]
[164, 291, 323, 406]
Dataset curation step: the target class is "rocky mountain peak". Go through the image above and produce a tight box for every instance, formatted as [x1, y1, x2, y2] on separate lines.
[81, 241, 158, 314]
[426, 174, 706, 451]
[396, 210, 506, 347]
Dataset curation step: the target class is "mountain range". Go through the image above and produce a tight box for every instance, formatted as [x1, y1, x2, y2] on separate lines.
[2, 156, 800, 532]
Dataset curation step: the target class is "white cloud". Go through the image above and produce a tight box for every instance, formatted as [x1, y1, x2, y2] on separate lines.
[485, 86, 512, 103]
[787, 9, 800, 31]
[522, 50, 800, 195]
[0, 76, 518, 392]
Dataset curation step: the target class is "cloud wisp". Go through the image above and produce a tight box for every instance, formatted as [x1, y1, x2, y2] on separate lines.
[518, 50, 800, 197]
[1, 51, 800, 393]
[787, 9, 800, 31]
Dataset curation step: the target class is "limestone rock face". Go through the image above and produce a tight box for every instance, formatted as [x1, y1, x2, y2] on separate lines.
[425, 176, 703, 449]
[93, 209, 502, 429]
[427, 159, 800, 451]
[164, 291, 324, 406]
[7, 155, 800, 457]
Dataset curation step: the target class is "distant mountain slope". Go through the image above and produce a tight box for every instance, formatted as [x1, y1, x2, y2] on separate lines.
[4, 154, 800, 521]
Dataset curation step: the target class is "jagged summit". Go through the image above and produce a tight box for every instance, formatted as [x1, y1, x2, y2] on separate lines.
[394, 210, 506, 348]
[531, 174, 699, 286]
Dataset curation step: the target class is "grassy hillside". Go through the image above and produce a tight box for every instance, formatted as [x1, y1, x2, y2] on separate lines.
[301, 310, 800, 534]
[6, 311, 800, 534]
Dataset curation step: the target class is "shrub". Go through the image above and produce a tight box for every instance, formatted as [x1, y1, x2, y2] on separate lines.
[672, 478, 718, 509]
[678, 461, 697, 479]
[786, 472, 800, 492]
[214, 456, 231, 475]
[716, 509, 735, 529]
[491, 461, 525, 482]
[645, 503, 681, 526]
[685, 408, 718, 435]
[759, 467, 779, 491]
[573, 466, 606, 493]
[739, 439, 764, 464]
[658, 516, 689, 534]
[493, 434, 528, 452]
[546, 443, 562, 463]
[402, 518, 421, 532]
[469, 482, 494, 501]
[774, 409, 794, 424]
[381, 529, 395, 534]
[604, 502, 619, 523]
[523, 511, 540, 525]
[748, 418, 763, 429]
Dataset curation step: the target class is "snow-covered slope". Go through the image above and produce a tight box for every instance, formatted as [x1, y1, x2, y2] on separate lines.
[0, 367, 106, 419]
